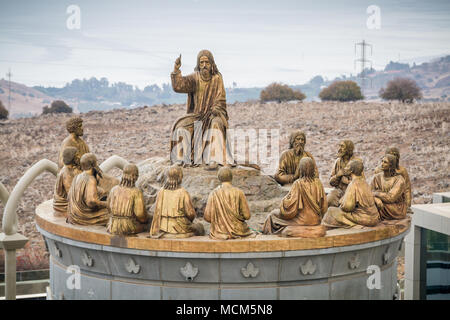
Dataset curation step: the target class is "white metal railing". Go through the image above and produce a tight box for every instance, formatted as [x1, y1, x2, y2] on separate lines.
[0, 155, 128, 300]
[0, 182, 9, 206]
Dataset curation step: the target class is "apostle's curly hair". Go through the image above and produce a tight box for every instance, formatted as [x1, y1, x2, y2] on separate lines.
[66, 117, 83, 133]
[194, 49, 220, 75]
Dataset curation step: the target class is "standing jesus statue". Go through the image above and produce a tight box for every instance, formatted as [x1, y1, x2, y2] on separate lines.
[170, 50, 234, 166]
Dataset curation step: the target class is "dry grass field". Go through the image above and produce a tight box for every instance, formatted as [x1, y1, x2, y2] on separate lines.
[0, 101, 449, 278]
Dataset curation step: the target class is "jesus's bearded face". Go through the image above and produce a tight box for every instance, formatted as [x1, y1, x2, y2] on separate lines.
[199, 56, 212, 79]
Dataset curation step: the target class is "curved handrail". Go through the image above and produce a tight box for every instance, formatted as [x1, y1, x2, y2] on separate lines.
[2, 155, 129, 236]
[0, 182, 9, 206]
[2, 159, 58, 235]
[99, 155, 129, 172]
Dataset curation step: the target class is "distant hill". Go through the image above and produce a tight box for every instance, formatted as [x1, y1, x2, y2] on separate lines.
[0, 79, 55, 117]
[2, 54, 449, 118]
[346, 55, 450, 101]
[33, 77, 262, 113]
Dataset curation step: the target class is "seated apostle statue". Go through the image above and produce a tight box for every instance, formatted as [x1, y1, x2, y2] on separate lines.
[204, 167, 255, 240]
[374, 147, 412, 212]
[106, 164, 150, 235]
[371, 154, 407, 220]
[58, 117, 88, 170]
[274, 130, 319, 185]
[53, 147, 81, 217]
[263, 157, 327, 238]
[67, 153, 110, 226]
[327, 140, 363, 207]
[150, 165, 204, 238]
[322, 159, 380, 228]
[58, 116, 118, 193]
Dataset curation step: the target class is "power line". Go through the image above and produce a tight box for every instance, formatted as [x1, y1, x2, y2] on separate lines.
[6, 68, 12, 113]
[354, 40, 373, 97]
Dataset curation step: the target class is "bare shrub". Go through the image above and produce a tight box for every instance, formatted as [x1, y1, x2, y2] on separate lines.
[319, 80, 363, 102]
[260, 83, 306, 103]
[379, 77, 422, 103]
[0, 100, 8, 120]
[42, 100, 73, 114]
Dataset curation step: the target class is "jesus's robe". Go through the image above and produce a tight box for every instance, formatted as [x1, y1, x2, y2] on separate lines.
[170, 71, 233, 165]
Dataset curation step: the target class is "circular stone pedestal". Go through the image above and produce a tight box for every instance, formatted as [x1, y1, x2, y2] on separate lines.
[36, 200, 410, 300]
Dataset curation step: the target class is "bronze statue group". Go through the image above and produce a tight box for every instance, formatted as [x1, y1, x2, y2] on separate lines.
[53, 117, 411, 240]
[53, 50, 410, 240]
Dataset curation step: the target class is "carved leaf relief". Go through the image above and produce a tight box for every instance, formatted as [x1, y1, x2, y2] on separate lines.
[241, 262, 259, 278]
[82, 251, 94, 267]
[348, 254, 361, 269]
[125, 258, 141, 274]
[180, 262, 198, 281]
[300, 259, 317, 275]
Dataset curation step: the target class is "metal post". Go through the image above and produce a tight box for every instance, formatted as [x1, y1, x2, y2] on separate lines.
[354, 40, 373, 97]
[6, 69, 12, 113]
[0, 156, 124, 300]
[0, 233, 29, 300]
[5, 249, 17, 300]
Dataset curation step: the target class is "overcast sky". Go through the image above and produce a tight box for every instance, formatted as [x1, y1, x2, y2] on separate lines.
[0, 0, 449, 88]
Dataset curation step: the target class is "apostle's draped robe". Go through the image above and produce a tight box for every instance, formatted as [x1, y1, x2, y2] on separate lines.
[53, 165, 81, 217]
[67, 172, 109, 226]
[150, 187, 197, 238]
[274, 150, 319, 185]
[371, 173, 407, 220]
[375, 165, 411, 208]
[58, 135, 89, 170]
[327, 155, 362, 207]
[322, 176, 380, 228]
[106, 185, 148, 235]
[263, 177, 327, 237]
[170, 71, 233, 165]
[204, 183, 253, 240]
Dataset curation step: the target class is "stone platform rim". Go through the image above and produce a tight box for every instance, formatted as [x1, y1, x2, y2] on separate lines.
[38, 224, 407, 259]
[36, 200, 411, 254]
